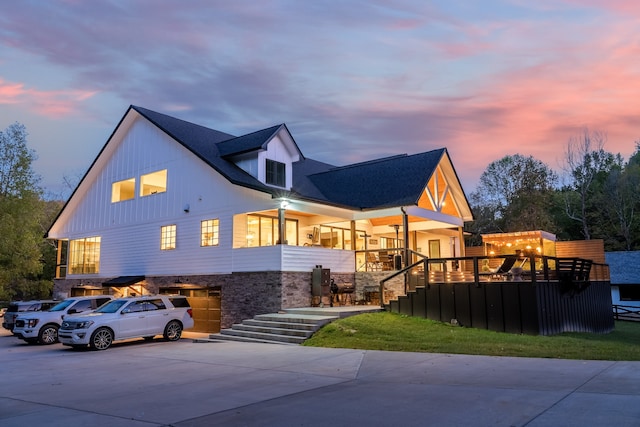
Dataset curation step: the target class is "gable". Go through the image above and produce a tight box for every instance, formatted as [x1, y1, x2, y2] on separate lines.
[417, 157, 470, 219]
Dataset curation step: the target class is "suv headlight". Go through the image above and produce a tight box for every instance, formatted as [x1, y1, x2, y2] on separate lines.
[63, 320, 94, 330]
[75, 320, 94, 329]
[25, 319, 39, 328]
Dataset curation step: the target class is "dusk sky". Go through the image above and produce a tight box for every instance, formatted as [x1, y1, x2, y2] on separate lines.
[1, 1, 639, 199]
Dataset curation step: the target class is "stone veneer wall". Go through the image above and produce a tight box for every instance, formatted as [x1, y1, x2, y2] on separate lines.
[354, 272, 404, 304]
[54, 271, 401, 328]
[54, 271, 361, 329]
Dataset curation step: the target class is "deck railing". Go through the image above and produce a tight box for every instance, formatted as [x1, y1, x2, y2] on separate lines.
[379, 254, 610, 306]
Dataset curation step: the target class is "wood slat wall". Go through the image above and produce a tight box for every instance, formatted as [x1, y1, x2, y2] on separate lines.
[555, 239, 606, 263]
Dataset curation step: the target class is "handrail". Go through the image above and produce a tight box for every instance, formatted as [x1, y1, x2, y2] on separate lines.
[379, 256, 428, 308]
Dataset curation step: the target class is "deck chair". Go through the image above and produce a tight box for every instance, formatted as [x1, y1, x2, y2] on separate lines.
[366, 252, 382, 271]
[491, 255, 519, 278]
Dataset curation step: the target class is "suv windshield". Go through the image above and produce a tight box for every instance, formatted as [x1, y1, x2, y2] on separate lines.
[95, 300, 128, 313]
[49, 300, 74, 312]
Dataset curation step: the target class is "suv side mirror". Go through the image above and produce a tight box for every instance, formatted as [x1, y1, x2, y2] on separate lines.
[67, 308, 78, 314]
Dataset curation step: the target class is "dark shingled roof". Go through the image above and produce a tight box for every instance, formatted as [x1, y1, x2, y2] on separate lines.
[305, 151, 446, 210]
[605, 251, 640, 285]
[217, 125, 282, 157]
[132, 105, 454, 211]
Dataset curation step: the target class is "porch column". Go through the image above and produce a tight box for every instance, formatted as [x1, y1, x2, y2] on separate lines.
[402, 208, 409, 267]
[277, 201, 287, 245]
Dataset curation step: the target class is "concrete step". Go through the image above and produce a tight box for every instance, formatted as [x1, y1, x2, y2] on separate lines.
[231, 323, 314, 337]
[219, 328, 307, 344]
[254, 312, 338, 325]
[242, 319, 319, 331]
[209, 311, 341, 345]
[198, 333, 299, 346]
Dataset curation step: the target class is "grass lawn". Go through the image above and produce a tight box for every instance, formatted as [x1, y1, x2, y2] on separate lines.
[303, 312, 640, 361]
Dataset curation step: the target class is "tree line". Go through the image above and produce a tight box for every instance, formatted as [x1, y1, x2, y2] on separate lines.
[466, 128, 640, 251]
[0, 123, 638, 300]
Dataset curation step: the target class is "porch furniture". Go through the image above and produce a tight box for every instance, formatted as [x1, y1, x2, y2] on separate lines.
[379, 251, 394, 270]
[479, 255, 519, 280]
[366, 252, 382, 271]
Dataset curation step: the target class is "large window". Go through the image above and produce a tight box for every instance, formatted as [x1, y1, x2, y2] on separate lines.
[161, 225, 176, 250]
[140, 170, 167, 197]
[247, 214, 298, 247]
[318, 226, 364, 249]
[201, 219, 219, 247]
[265, 159, 285, 187]
[69, 237, 101, 274]
[111, 178, 135, 202]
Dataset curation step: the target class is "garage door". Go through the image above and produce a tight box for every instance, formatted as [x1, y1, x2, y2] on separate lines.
[160, 287, 221, 333]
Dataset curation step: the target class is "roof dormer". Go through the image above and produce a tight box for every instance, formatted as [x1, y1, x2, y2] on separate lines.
[218, 124, 302, 190]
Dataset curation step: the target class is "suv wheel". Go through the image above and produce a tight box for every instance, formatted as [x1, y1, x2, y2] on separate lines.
[38, 324, 59, 345]
[90, 327, 113, 350]
[163, 320, 182, 341]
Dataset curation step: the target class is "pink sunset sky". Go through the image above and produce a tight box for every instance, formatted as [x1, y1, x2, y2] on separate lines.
[1, 0, 639, 198]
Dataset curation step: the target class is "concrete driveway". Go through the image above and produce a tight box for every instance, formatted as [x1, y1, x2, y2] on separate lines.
[1, 328, 639, 426]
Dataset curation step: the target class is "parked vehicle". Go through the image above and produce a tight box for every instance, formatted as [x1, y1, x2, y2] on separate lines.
[13, 295, 114, 344]
[58, 295, 194, 350]
[2, 300, 58, 332]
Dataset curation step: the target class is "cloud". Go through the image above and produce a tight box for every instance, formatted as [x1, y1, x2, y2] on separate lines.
[0, 78, 98, 117]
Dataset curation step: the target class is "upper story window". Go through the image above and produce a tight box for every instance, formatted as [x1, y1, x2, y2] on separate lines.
[201, 219, 220, 247]
[111, 178, 135, 203]
[265, 159, 285, 187]
[140, 170, 167, 197]
[161, 225, 176, 250]
[69, 237, 101, 274]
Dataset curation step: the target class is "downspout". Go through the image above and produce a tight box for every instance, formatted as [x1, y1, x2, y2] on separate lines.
[401, 207, 409, 267]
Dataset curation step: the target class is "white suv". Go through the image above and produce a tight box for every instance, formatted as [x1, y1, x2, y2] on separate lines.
[58, 295, 194, 350]
[13, 295, 113, 345]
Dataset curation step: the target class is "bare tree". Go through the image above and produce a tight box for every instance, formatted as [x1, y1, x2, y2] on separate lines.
[562, 128, 615, 240]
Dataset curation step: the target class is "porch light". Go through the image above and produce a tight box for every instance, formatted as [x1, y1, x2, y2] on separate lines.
[280, 199, 289, 209]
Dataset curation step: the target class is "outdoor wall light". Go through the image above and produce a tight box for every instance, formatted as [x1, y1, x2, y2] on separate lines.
[280, 200, 289, 209]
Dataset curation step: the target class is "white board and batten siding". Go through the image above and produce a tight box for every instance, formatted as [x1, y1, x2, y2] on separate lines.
[52, 116, 281, 277]
[232, 245, 355, 273]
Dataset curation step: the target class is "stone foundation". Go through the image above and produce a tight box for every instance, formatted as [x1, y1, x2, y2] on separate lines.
[54, 270, 398, 328]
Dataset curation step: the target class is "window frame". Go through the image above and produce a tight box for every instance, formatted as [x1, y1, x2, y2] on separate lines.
[200, 219, 220, 247]
[265, 159, 286, 187]
[140, 169, 167, 197]
[111, 178, 136, 203]
[160, 225, 177, 250]
[247, 214, 298, 247]
[68, 236, 101, 275]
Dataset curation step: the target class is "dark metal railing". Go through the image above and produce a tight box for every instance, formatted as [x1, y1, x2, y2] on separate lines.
[374, 254, 610, 307]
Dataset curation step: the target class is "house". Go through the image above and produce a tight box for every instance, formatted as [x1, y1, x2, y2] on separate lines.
[46, 105, 474, 333]
[606, 251, 640, 308]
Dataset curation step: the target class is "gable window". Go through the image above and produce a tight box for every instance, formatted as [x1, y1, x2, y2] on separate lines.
[201, 219, 220, 247]
[69, 237, 101, 274]
[111, 178, 135, 202]
[161, 225, 176, 250]
[265, 159, 286, 187]
[247, 214, 298, 247]
[140, 169, 167, 197]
